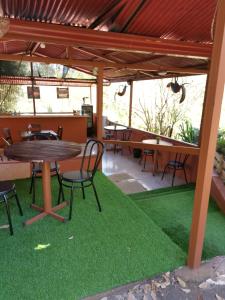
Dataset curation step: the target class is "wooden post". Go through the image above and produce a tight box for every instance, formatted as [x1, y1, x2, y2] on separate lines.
[30, 62, 36, 115]
[128, 80, 133, 127]
[188, 0, 225, 268]
[96, 67, 103, 140]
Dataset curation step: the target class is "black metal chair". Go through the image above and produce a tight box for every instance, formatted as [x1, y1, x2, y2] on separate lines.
[57, 126, 63, 140]
[29, 133, 61, 203]
[141, 149, 155, 170]
[58, 139, 104, 220]
[119, 128, 132, 155]
[0, 181, 23, 235]
[161, 153, 189, 187]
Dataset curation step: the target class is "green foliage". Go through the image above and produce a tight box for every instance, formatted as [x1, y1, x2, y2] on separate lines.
[216, 130, 225, 155]
[178, 120, 199, 144]
[0, 61, 28, 112]
[0, 60, 29, 76]
[0, 84, 23, 113]
[134, 80, 185, 137]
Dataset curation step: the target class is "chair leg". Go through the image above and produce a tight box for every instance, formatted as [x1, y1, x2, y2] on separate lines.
[69, 186, 74, 220]
[81, 182, 85, 199]
[32, 175, 36, 204]
[92, 181, 102, 212]
[161, 165, 168, 180]
[172, 168, 176, 187]
[3, 195, 13, 235]
[57, 174, 65, 203]
[29, 173, 34, 194]
[14, 189, 23, 216]
[183, 168, 188, 184]
[143, 154, 147, 169]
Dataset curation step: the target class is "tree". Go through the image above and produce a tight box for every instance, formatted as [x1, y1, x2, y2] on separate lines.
[134, 80, 185, 137]
[0, 61, 28, 113]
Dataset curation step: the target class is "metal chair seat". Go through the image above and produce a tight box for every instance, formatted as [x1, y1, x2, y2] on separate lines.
[62, 170, 92, 183]
[0, 181, 16, 196]
[167, 160, 184, 169]
[143, 149, 154, 155]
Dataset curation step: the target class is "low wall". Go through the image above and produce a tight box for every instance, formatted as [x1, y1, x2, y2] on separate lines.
[0, 115, 87, 146]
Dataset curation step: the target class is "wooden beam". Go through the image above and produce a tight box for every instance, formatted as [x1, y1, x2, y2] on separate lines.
[4, 19, 212, 58]
[96, 67, 104, 140]
[0, 53, 208, 75]
[73, 47, 116, 63]
[128, 81, 133, 127]
[187, 0, 225, 268]
[103, 140, 200, 156]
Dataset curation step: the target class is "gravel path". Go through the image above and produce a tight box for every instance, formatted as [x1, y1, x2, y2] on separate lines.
[84, 256, 225, 300]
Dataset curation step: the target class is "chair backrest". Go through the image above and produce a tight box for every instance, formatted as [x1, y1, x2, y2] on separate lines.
[80, 139, 104, 177]
[2, 128, 13, 145]
[57, 126, 63, 140]
[122, 128, 132, 141]
[174, 153, 189, 166]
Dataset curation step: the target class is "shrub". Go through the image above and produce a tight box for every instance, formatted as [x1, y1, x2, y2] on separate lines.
[177, 120, 199, 144]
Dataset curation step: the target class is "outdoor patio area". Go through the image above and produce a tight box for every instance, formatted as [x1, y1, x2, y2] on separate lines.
[0, 1, 225, 299]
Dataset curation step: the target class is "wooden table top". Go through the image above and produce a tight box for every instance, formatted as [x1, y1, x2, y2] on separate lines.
[4, 140, 81, 162]
[104, 125, 127, 131]
[142, 139, 173, 146]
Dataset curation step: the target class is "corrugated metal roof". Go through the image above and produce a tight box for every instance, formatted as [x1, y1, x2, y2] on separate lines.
[0, 0, 217, 81]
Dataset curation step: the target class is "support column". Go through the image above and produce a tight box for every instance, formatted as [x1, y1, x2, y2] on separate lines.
[96, 67, 103, 140]
[30, 61, 36, 115]
[188, 0, 225, 268]
[128, 80, 133, 127]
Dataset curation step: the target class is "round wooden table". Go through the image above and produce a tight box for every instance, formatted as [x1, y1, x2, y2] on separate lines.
[142, 139, 173, 175]
[4, 140, 81, 225]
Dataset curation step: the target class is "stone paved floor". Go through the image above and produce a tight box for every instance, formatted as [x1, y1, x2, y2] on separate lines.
[84, 257, 225, 300]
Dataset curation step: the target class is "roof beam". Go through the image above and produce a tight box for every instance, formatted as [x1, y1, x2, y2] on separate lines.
[3, 19, 212, 58]
[0, 53, 207, 75]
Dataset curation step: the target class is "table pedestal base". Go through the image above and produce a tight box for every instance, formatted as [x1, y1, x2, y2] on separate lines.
[24, 201, 69, 226]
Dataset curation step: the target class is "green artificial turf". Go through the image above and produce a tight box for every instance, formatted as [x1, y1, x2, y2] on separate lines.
[130, 184, 225, 260]
[0, 173, 186, 300]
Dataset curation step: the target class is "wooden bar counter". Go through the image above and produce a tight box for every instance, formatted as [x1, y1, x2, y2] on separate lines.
[0, 114, 87, 144]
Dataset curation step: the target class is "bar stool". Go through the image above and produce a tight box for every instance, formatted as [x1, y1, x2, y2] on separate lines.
[0, 181, 23, 235]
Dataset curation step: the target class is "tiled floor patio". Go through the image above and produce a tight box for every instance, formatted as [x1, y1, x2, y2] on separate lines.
[102, 151, 186, 193]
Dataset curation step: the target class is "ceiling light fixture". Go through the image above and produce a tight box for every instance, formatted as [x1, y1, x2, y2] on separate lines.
[40, 43, 46, 49]
[158, 71, 167, 76]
